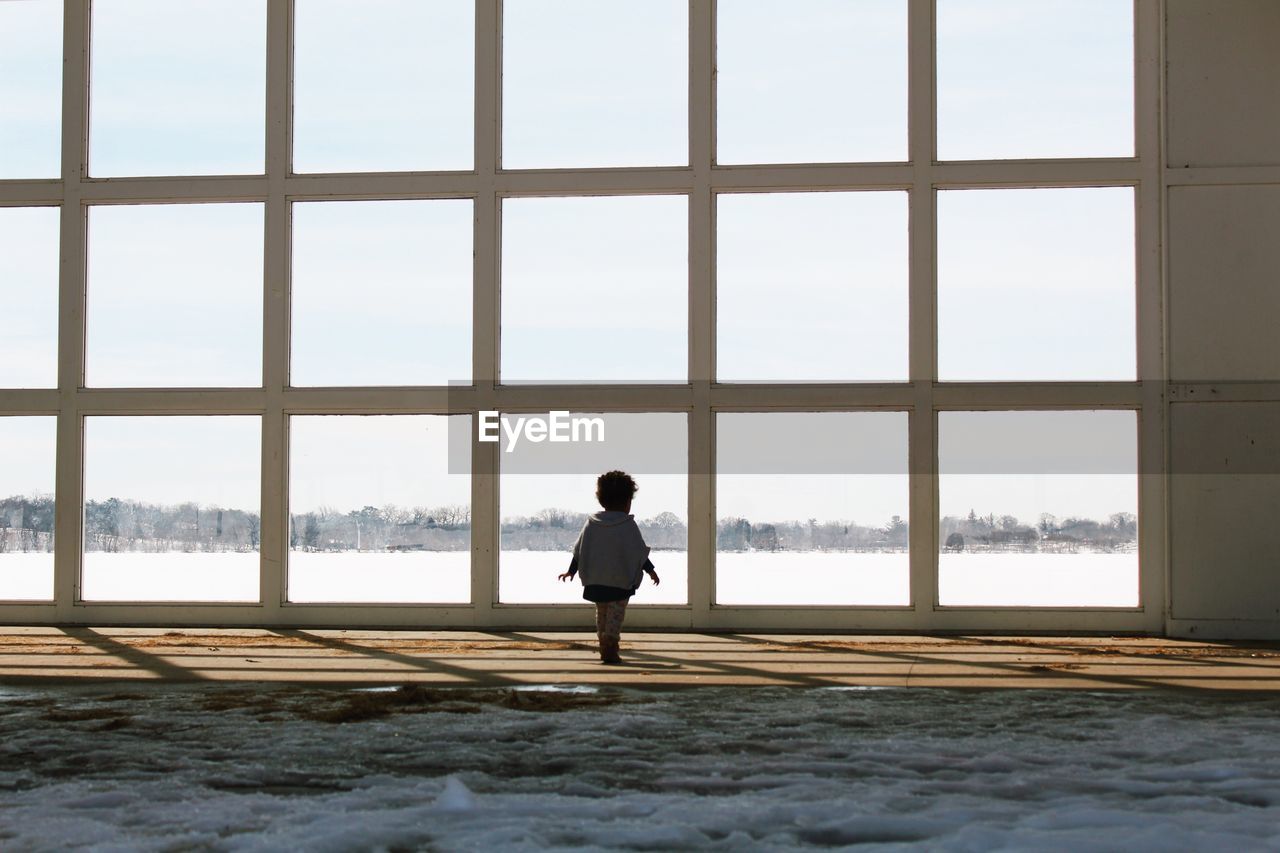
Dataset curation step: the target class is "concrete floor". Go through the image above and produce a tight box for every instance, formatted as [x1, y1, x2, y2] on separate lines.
[1, 628, 1279, 690]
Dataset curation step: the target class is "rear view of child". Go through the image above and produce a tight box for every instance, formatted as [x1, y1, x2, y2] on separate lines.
[558, 470, 659, 664]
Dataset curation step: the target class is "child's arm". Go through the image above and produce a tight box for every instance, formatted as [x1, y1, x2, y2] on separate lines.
[643, 557, 659, 586]
[557, 555, 579, 582]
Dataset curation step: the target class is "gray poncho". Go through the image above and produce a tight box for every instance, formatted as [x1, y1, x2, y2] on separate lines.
[571, 511, 652, 591]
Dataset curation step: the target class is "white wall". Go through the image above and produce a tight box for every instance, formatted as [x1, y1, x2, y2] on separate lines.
[1166, 0, 1280, 638]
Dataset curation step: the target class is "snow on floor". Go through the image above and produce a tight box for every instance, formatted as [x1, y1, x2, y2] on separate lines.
[2, 684, 1279, 851]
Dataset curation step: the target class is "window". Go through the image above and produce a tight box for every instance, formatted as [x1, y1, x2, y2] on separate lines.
[82, 416, 261, 603]
[501, 196, 687, 383]
[0, 3, 1153, 629]
[0, 417, 56, 602]
[0, 207, 59, 389]
[717, 191, 908, 382]
[937, 187, 1135, 381]
[502, 0, 687, 168]
[717, 412, 909, 605]
[717, 0, 907, 164]
[499, 413, 687, 605]
[0, 0, 62, 179]
[86, 203, 264, 388]
[291, 200, 472, 387]
[288, 415, 470, 604]
[937, 0, 1134, 160]
[88, 0, 266, 176]
[293, 0, 473, 173]
[938, 410, 1138, 607]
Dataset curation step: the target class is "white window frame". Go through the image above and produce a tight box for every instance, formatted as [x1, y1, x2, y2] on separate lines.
[0, 0, 1169, 632]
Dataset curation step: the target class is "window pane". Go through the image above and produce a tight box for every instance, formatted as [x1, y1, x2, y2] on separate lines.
[289, 416, 470, 604]
[0, 0, 62, 178]
[717, 412, 909, 605]
[938, 187, 1135, 381]
[86, 203, 264, 388]
[82, 416, 261, 602]
[291, 200, 472, 386]
[501, 196, 687, 383]
[937, 0, 1133, 160]
[939, 410, 1138, 607]
[294, 0, 473, 173]
[503, 0, 687, 168]
[499, 413, 687, 605]
[88, 0, 266, 176]
[0, 418, 56, 602]
[717, 192, 908, 381]
[0, 207, 59, 388]
[717, 0, 906, 165]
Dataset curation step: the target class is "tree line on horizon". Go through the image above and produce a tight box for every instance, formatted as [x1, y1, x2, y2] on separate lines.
[0, 495, 1136, 555]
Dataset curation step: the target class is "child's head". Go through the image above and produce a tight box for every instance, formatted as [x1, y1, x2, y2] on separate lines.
[596, 470, 638, 512]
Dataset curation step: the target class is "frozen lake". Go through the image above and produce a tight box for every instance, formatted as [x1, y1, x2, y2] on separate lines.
[2, 551, 1139, 608]
[0, 684, 1276, 850]
[940, 552, 1139, 608]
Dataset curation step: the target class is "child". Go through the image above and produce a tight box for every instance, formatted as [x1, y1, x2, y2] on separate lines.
[558, 470, 660, 664]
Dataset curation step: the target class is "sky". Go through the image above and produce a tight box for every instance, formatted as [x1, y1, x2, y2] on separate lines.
[717, 0, 906, 164]
[294, 0, 473, 173]
[291, 415, 470, 514]
[0, 0, 1139, 525]
[85, 202, 264, 387]
[501, 195, 688, 383]
[718, 191, 909, 381]
[291, 199, 473, 386]
[503, 0, 686, 169]
[83, 416, 261, 509]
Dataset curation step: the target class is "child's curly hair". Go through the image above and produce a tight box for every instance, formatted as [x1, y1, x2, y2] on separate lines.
[596, 470, 638, 511]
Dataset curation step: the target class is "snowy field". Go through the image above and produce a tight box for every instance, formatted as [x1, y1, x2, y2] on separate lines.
[716, 552, 909, 606]
[939, 552, 1139, 608]
[0, 553, 52, 601]
[0, 684, 1278, 850]
[290, 552, 471, 604]
[81, 553, 260, 602]
[3, 551, 1138, 607]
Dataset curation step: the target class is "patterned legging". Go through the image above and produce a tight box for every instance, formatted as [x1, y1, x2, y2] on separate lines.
[595, 599, 629, 644]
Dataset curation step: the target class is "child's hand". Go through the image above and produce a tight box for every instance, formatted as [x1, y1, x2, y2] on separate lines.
[647, 570, 660, 586]
[557, 571, 574, 582]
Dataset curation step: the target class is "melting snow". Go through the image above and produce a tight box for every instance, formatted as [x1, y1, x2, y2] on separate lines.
[0, 684, 1278, 850]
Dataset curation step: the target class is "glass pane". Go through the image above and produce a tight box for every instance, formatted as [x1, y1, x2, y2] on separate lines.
[86, 203, 264, 388]
[0, 0, 62, 178]
[293, 0, 473, 173]
[938, 187, 1135, 381]
[717, 0, 907, 165]
[502, 0, 687, 168]
[82, 416, 261, 602]
[717, 412, 909, 605]
[0, 418, 56, 602]
[499, 413, 687, 605]
[717, 191, 908, 381]
[937, 0, 1133, 160]
[501, 196, 687, 383]
[291, 200, 472, 386]
[88, 0, 266, 176]
[289, 416, 470, 604]
[939, 410, 1138, 607]
[0, 207, 59, 388]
